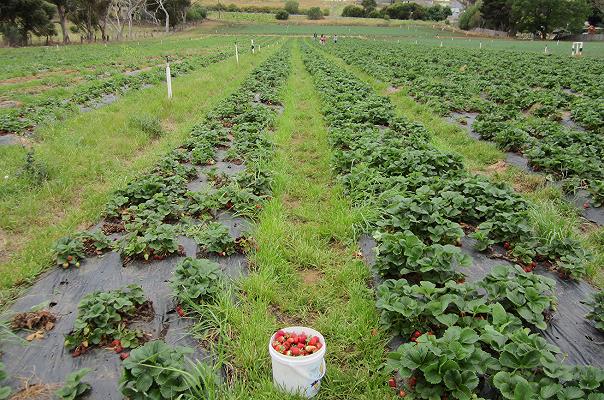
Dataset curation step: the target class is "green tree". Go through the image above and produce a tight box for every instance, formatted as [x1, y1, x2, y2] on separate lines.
[275, 9, 289, 19]
[361, 0, 377, 14]
[511, 0, 590, 38]
[0, 0, 56, 46]
[67, 0, 110, 41]
[284, 0, 298, 14]
[458, 1, 483, 30]
[342, 4, 365, 17]
[481, 0, 513, 31]
[48, 0, 70, 43]
[307, 6, 322, 19]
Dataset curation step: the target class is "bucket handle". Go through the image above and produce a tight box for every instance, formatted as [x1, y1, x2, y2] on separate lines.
[309, 359, 327, 388]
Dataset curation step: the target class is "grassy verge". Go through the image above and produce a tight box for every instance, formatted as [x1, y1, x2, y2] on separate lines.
[314, 43, 604, 288]
[0, 46, 278, 301]
[216, 41, 392, 398]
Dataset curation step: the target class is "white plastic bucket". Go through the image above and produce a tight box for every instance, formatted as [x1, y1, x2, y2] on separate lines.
[268, 326, 327, 398]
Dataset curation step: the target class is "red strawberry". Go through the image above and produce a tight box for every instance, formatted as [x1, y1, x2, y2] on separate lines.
[530, 261, 537, 269]
[413, 330, 421, 337]
[524, 267, 531, 273]
[583, 202, 590, 209]
[114, 346, 124, 353]
[503, 242, 511, 250]
[120, 352, 129, 360]
[409, 376, 417, 387]
[276, 330, 285, 336]
[388, 377, 396, 388]
[297, 343, 305, 349]
[111, 339, 121, 348]
[399, 389, 407, 397]
[308, 336, 319, 346]
[315, 342, 322, 350]
[176, 305, 185, 317]
[287, 337, 295, 344]
[67, 255, 73, 262]
[291, 347, 301, 356]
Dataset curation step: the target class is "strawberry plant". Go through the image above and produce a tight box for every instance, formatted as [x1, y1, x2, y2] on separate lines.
[585, 290, 604, 332]
[52, 237, 86, 269]
[186, 190, 220, 218]
[479, 265, 556, 330]
[55, 368, 91, 400]
[215, 184, 265, 215]
[376, 279, 485, 338]
[374, 230, 470, 282]
[64, 285, 150, 355]
[387, 326, 498, 400]
[79, 231, 112, 255]
[170, 257, 223, 305]
[188, 222, 235, 256]
[117, 223, 181, 262]
[190, 144, 215, 165]
[119, 340, 193, 400]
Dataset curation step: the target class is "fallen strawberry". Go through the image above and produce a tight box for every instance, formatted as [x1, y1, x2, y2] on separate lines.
[388, 377, 396, 388]
[583, 202, 590, 209]
[111, 339, 121, 348]
[399, 389, 407, 397]
[176, 305, 185, 317]
[115, 346, 124, 353]
[503, 242, 511, 250]
[120, 352, 129, 360]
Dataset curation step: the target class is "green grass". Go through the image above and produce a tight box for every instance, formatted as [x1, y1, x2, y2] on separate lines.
[199, 41, 393, 398]
[313, 42, 604, 288]
[0, 45, 280, 302]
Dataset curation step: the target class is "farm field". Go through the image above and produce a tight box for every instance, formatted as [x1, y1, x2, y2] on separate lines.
[0, 21, 603, 400]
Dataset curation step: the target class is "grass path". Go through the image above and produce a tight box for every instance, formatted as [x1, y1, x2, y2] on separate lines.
[222, 42, 392, 399]
[0, 45, 279, 300]
[313, 42, 604, 287]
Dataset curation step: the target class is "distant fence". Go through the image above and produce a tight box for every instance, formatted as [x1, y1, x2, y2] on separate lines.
[470, 28, 510, 38]
[559, 34, 604, 42]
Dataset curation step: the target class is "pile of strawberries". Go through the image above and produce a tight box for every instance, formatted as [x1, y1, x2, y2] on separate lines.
[271, 330, 323, 357]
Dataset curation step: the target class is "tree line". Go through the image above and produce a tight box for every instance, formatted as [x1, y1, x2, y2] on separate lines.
[0, 0, 206, 47]
[342, 0, 452, 21]
[459, 0, 604, 38]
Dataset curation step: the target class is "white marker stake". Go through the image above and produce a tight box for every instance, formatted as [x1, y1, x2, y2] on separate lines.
[544, 46, 548, 54]
[166, 60, 172, 99]
[235, 44, 239, 65]
[251, 39, 255, 54]
[479, 42, 482, 49]
[440, 41, 443, 47]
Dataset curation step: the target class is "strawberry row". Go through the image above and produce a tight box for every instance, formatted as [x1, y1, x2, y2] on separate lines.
[300, 42, 604, 400]
[323, 39, 604, 208]
[0, 38, 277, 136]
